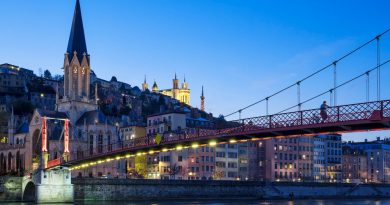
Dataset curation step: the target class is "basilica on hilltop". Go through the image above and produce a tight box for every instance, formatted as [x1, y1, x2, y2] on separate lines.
[142, 74, 191, 105]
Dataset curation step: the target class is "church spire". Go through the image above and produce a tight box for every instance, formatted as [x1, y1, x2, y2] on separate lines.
[67, 0, 88, 63]
[200, 86, 205, 111]
[173, 73, 179, 89]
[142, 75, 149, 91]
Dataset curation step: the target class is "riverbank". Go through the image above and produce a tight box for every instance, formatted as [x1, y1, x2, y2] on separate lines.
[4, 198, 390, 205]
[73, 179, 390, 201]
[2, 177, 390, 202]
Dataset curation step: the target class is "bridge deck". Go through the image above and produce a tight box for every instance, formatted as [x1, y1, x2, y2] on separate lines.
[49, 100, 390, 169]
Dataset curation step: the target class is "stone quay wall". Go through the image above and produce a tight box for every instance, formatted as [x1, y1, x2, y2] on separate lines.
[0, 177, 23, 202]
[72, 179, 390, 201]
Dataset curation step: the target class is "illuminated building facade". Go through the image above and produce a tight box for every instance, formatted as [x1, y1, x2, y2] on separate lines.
[342, 146, 368, 183]
[144, 74, 191, 105]
[345, 139, 390, 183]
[215, 144, 239, 180]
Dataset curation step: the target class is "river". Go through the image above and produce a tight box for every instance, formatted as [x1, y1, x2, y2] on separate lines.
[1, 199, 390, 205]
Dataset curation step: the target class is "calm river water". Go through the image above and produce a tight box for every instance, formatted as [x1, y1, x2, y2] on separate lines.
[2, 199, 390, 205]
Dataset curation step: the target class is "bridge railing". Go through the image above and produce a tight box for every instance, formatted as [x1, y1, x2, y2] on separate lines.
[384, 101, 390, 118]
[229, 100, 390, 133]
[66, 100, 390, 164]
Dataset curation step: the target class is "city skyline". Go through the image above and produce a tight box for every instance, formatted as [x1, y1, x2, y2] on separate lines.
[1, 0, 390, 141]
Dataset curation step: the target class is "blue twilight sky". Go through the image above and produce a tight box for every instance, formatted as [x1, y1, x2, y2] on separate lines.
[1, 0, 390, 141]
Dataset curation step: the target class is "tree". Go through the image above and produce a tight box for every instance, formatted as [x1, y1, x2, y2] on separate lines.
[158, 95, 165, 105]
[43, 69, 52, 79]
[134, 155, 147, 178]
[119, 106, 131, 116]
[53, 74, 63, 81]
[12, 100, 34, 115]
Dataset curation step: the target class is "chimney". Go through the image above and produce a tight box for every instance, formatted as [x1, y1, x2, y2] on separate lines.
[365, 139, 368, 143]
[377, 137, 380, 141]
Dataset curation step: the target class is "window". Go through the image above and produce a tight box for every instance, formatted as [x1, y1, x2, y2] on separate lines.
[89, 135, 94, 155]
[228, 162, 237, 168]
[228, 152, 238, 158]
[160, 156, 171, 162]
[227, 172, 237, 178]
[107, 135, 112, 151]
[98, 134, 103, 153]
[216, 161, 226, 168]
[216, 152, 226, 158]
[178, 156, 183, 162]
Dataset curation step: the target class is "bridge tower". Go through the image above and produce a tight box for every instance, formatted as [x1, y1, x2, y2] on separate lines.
[27, 117, 74, 203]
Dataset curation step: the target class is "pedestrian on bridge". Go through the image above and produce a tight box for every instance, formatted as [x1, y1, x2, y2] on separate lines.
[320, 101, 329, 123]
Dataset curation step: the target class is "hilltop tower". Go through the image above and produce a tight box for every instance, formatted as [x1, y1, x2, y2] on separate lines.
[182, 75, 188, 89]
[152, 81, 158, 92]
[200, 86, 205, 111]
[142, 75, 148, 91]
[173, 73, 179, 89]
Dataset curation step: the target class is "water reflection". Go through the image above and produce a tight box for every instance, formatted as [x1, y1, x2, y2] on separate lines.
[2, 199, 390, 205]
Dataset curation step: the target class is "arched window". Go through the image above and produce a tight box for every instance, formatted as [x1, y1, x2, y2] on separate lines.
[89, 134, 94, 155]
[32, 129, 42, 158]
[8, 152, 12, 171]
[16, 151, 21, 173]
[77, 147, 84, 160]
[107, 135, 112, 152]
[53, 149, 58, 159]
[0, 153, 4, 173]
[98, 134, 103, 153]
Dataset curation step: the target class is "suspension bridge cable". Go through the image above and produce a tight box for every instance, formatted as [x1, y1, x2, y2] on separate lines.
[224, 28, 390, 118]
[275, 59, 390, 114]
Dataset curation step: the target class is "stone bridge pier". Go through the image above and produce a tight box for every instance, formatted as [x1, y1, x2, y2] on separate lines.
[22, 167, 74, 203]
[35, 167, 73, 203]
[23, 117, 74, 203]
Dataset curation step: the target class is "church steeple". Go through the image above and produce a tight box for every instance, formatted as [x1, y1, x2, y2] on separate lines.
[142, 75, 149, 91]
[62, 0, 91, 102]
[67, 0, 88, 63]
[58, 0, 97, 125]
[173, 73, 179, 89]
[182, 74, 188, 89]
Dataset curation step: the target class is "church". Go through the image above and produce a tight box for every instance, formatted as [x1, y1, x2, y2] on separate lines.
[142, 74, 191, 105]
[0, 0, 124, 178]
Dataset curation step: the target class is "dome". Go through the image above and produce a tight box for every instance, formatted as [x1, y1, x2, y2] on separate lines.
[152, 81, 158, 91]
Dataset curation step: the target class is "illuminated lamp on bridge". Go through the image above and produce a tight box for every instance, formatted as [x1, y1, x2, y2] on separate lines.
[61, 99, 390, 171]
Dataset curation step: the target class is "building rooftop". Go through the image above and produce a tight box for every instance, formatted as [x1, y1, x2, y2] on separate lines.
[76, 110, 111, 126]
[37, 109, 68, 119]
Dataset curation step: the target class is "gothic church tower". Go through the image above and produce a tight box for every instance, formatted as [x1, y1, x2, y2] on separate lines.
[58, 0, 97, 124]
[64, 0, 90, 101]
